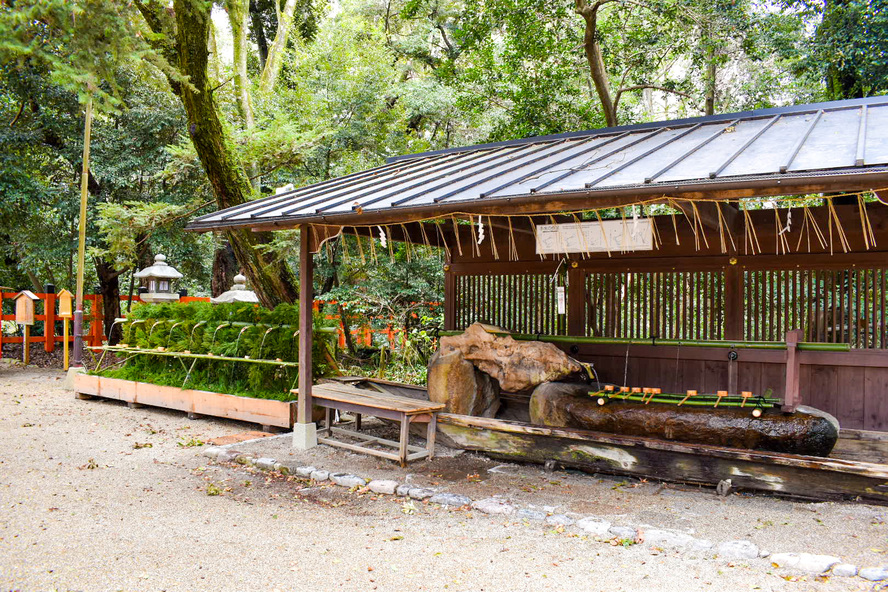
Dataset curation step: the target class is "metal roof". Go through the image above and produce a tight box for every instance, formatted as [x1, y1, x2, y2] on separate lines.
[187, 96, 888, 231]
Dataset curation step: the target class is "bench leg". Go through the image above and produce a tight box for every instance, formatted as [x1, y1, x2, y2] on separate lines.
[399, 414, 409, 468]
[324, 406, 333, 437]
[355, 413, 361, 432]
[426, 414, 437, 460]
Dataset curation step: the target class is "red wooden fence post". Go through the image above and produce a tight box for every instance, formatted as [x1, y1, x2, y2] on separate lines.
[44, 291, 56, 353]
[0, 292, 4, 360]
[88, 294, 104, 346]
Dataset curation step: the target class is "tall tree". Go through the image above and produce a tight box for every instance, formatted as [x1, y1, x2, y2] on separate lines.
[135, 0, 298, 307]
[791, 0, 888, 99]
[574, 0, 694, 126]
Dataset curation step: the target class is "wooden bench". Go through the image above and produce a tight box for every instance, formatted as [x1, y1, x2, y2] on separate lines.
[296, 383, 445, 467]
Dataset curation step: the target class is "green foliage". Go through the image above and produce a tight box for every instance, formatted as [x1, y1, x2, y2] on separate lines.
[97, 301, 335, 401]
[0, 0, 176, 111]
[787, 0, 888, 100]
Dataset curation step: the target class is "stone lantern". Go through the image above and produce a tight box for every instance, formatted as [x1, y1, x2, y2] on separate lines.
[134, 254, 183, 303]
[210, 273, 259, 304]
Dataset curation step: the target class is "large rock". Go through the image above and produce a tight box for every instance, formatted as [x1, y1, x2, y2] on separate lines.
[438, 323, 583, 392]
[530, 382, 840, 457]
[427, 348, 501, 417]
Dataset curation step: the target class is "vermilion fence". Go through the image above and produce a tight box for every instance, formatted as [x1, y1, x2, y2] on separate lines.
[0, 292, 441, 359]
[0, 292, 209, 358]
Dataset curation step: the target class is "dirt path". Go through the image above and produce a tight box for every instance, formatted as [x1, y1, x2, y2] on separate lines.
[0, 364, 883, 591]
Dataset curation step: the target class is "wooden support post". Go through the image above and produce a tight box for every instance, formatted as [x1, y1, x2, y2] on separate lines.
[294, 224, 318, 449]
[63, 320, 70, 371]
[782, 329, 804, 412]
[399, 415, 410, 467]
[22, 325, 29, 364]
[443, 261, 456, 331]
[567, 265, 585, 336]
[724, 263, 743, 340]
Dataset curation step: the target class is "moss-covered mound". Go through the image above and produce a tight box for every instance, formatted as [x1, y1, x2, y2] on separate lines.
[94, 301, 335, 401]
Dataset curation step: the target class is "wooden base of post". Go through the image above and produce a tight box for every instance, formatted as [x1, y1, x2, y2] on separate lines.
[63, 320, 70, 371]
[22, 325, 29, 364]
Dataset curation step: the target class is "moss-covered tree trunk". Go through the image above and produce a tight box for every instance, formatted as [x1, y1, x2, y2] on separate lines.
[137, 0, 298, 308]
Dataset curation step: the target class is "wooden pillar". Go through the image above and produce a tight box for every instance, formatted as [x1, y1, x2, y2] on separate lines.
[782, 329, 804, 412]
[567, 265, 585, 336]
[294, 224, 317, 449]
[724, 263, 743, 340]
[443, 261, 456, 331]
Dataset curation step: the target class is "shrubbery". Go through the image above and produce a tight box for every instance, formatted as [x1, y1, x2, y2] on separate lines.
[94, 301, 335, 401]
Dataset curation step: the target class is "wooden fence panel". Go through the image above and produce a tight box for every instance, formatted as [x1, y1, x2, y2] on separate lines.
[453, 273, 567, 335]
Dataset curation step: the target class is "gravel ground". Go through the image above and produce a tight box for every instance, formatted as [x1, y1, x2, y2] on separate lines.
[1, 363, 886, 591]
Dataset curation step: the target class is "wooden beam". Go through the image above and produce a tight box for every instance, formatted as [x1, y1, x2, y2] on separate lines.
[307, 224, 343, 253]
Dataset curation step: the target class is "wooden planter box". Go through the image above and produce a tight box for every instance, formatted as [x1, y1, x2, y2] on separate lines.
[73, 373, 296, 428]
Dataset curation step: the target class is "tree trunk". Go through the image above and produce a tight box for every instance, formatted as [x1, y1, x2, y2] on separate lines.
[226, 0, 255, 127]
[148, 0, 298, 307]
[26, 270, 42, 292]
[226, 0, 261, 190]
[575, 0, 618, 127]
[705, 46, 716, 116]
[208, 16, 222, 84]
[249, 0, 269, 71]
[259, 0, 299, 94]
[95, 259, 122, 345]
[212, 240, 239, 296]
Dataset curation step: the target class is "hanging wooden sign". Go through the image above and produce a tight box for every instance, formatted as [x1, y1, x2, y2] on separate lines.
[535, 219, 654, 255]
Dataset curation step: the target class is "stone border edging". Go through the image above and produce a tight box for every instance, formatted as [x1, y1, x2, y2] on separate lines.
[201, 445, 886, 582]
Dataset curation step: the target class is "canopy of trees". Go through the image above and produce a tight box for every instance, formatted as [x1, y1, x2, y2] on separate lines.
[0, 0, 884, 345]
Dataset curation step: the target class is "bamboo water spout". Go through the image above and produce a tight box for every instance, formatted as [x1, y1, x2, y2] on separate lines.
[189, 321, 207, 348]
[211, 322, 231, 347]
[106, 319, 126, 344]
[258, 326, 278, 359]
[230, 325, 253, 383]
[234, 325, 251, 357]
[166, 322, 186, 346]
[148, 320, 165, 338]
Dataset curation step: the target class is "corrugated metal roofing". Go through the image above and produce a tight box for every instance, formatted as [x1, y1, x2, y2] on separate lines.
[188, 96, 888, 231]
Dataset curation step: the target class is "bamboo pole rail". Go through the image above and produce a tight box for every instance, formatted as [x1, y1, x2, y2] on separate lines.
[88, 345, 300, 367]
[437, 330, 851, 351]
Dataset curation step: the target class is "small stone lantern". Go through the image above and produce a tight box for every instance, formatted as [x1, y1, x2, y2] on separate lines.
[210, 273, 259, 304]
[134, 254, 183, 303]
